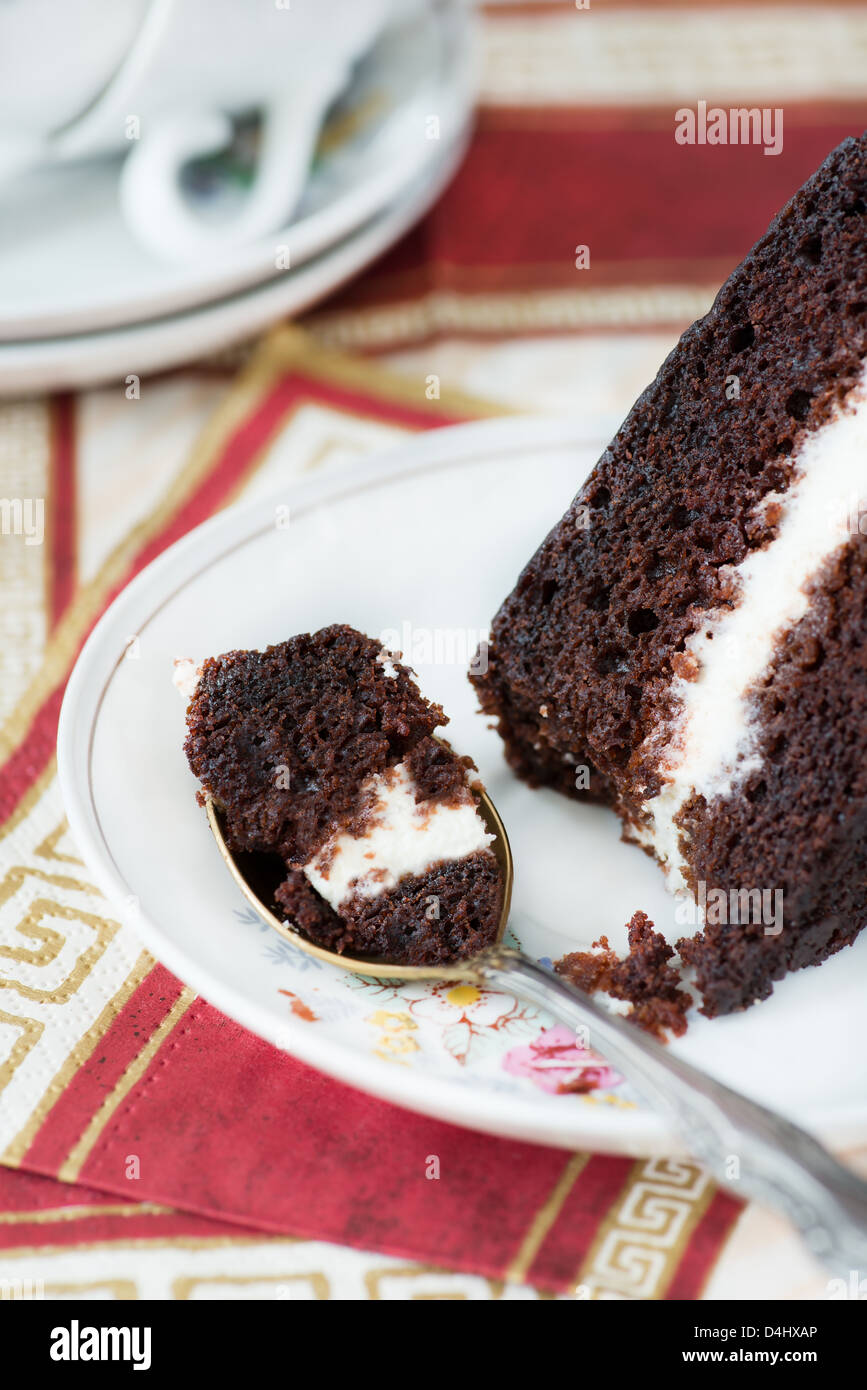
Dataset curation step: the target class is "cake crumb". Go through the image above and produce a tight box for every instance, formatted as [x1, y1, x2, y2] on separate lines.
[555, 911, 691, 1041]
[671, 650, 700, 682]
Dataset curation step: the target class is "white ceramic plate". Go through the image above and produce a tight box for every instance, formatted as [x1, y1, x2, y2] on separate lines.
[0, 0, 473, 341]
[58, 417, 867, 1155]
[0, 130, 467, 396]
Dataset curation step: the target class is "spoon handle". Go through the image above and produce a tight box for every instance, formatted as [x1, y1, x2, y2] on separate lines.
[477, 945, 867, 1276]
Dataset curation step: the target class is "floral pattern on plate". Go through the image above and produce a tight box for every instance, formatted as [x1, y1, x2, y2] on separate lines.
[261, 915, 630, 1103]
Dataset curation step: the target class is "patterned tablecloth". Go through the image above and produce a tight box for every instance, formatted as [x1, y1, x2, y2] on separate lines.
[1, 1, 866, 1300]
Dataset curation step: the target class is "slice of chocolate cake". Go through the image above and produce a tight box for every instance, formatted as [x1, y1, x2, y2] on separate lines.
[472, 133, 867, 1016]
[183, 624, 503, 966]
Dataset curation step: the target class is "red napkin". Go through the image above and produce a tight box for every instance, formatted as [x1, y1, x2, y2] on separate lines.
[3, 965, 739, 1296]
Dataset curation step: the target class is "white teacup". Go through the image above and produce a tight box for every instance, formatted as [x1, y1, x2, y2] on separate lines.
[0, 0, 148, 180]
[0, 0, 396, 261]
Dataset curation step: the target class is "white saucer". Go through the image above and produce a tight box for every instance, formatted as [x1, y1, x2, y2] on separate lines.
[0, 129, 468, 396]
[0, 0, 473, 342]
[58, 416, 867, 1155]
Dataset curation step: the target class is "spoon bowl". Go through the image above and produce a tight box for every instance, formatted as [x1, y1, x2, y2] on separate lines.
[205, 786, 513, 980]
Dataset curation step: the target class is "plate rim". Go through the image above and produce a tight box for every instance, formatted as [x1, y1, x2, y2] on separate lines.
[57, 415, 867, 1155]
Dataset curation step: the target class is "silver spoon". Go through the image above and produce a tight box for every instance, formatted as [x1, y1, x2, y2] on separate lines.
[206, 791, 867, 1276]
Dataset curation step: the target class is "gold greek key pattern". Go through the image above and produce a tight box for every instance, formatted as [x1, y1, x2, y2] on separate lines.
[0, 866, 118, 1003]
[0, 1240, 556, 1300]
[1, 950, 154, 1167]
[44, 1280, 138, 1300]
[0, 1007, 44, 1095]
[0, 775, 153, 1157]
[576, 1158, 713, 1300]
[173, 1271, 330, 1300]
[33, 819, 84, 867]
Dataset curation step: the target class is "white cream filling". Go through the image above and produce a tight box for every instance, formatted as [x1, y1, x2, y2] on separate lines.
[637, 363, 867, 890]
[172, 657, 202, 703]
[377, 649, 399, 679]
[303, 760, 494, 909]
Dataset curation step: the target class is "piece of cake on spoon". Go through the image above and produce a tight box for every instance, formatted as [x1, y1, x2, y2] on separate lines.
[181, 624, 504, 966]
